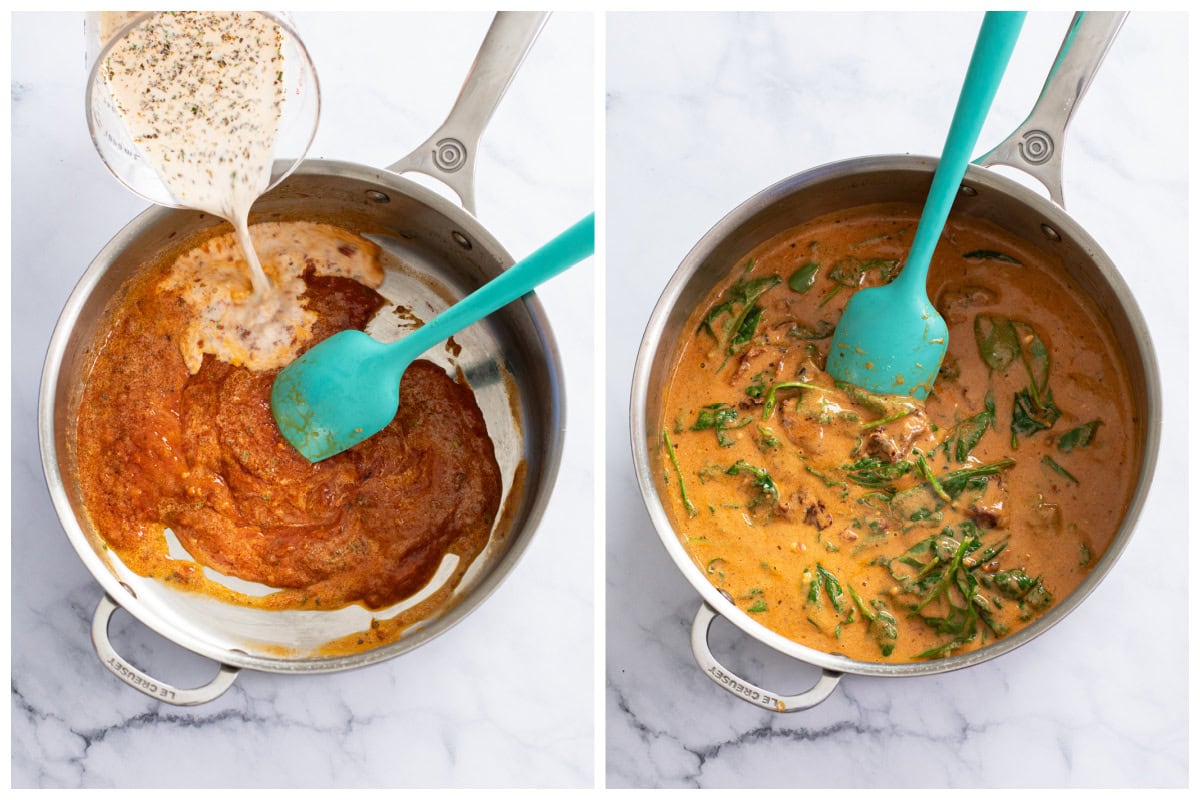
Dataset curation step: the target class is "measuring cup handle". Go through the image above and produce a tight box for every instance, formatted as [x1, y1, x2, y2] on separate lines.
[975, 11, 1127, 208]
[91, 593, 240, 706]
[385, 11, 549, 215]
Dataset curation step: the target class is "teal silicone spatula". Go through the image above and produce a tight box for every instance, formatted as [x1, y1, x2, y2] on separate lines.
[826, 11, 1025, 399]
[271, 212, 594, 462]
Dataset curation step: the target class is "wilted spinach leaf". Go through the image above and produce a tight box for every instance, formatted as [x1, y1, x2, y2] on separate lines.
[881, 521, 1028, 659]
[985, 568, 1040, 600]
[819, 257, 901, 306]
[785, 319, 836, 340]
[661, 429, 696, 517]
[698, 269, 781, 358]
[691, 402, 752, 447]
[974, 313, 1019, 372]
[744, 371, 771, 400]
[760, 380, 822, 420]
[1013, 320, 1051, 403]
[847, 585, 899, 657]
[756, 425, 781, 451]
[1011, 387, 1061, 445]
[963, 249, 1022, 264]
[1058, 420, 1101, 453]
[729, 305, 765, 350]
[1041, 454, 1079, 484]
[836, 381, 891, 415]
[815, 564, 845, 612]
[788, 261, 820, 292]
[942, 392, 995, 462]
[725, 460, 779, 508]
[890, 485, 942, 527]
[840, 456, 914, 488]
[938, 458, 1016, 499]
[806, 563, 848, 614]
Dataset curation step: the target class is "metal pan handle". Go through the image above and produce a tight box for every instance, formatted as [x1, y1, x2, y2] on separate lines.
[91, 594, 240, 706]
[975, 11, 1127, 208]
[691, 602, 843, 713]
[386, 11, 549, 216]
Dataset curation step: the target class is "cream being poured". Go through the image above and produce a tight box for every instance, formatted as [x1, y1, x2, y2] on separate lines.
[99, 11, 323, 371]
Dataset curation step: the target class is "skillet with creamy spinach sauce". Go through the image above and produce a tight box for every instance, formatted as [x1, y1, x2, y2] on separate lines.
[659, 203, 1138, 662]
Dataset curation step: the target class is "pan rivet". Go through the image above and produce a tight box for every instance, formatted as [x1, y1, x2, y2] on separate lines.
[119, 581, 137, 599]
[1041, 224, 1061, 242]
[959, 185, 977, 197]
[452, 231, 473, 250]
[365, 190, 390, 204]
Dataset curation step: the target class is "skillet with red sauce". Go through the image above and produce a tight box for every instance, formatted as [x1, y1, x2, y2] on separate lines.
[75, 221, 503, 636]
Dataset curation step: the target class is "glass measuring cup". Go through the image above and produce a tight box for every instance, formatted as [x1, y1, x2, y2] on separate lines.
[84, 11, 320, 209]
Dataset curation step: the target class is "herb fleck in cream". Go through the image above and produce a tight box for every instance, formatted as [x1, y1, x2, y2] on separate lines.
[100, 11, 325, 371]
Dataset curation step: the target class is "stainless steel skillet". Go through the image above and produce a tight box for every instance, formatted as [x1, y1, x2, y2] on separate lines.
[40, 12, 565, 705]
[631, 12, 1160, 712]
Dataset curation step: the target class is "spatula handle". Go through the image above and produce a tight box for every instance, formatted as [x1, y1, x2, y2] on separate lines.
[895, 11, 1025, 292]
[398, 213, 595, 358]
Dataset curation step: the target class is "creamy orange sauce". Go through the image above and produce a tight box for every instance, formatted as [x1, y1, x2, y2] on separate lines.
[75, 221, 502, 632]
[660, 203, 1138, 662]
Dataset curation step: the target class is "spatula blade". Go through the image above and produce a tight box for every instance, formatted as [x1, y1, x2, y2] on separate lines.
[270, 329, 399, 462]
[826, 284, 948, 400]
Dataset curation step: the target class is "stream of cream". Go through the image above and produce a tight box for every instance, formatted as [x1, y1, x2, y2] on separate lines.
[101, 11, 286, 302]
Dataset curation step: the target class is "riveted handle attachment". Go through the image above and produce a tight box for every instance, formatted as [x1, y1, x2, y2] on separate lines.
[386, 11, 549, 215]
[975, 11, 1127, 207]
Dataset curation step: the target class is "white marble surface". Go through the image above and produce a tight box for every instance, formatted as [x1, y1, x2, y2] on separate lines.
[11, 11, 593, 788]
[606, 11, 1187, 789]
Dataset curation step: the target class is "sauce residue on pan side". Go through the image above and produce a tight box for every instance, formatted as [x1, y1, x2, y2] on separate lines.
[75, 221, 503, 617]
[659, 203, 1138, 662]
